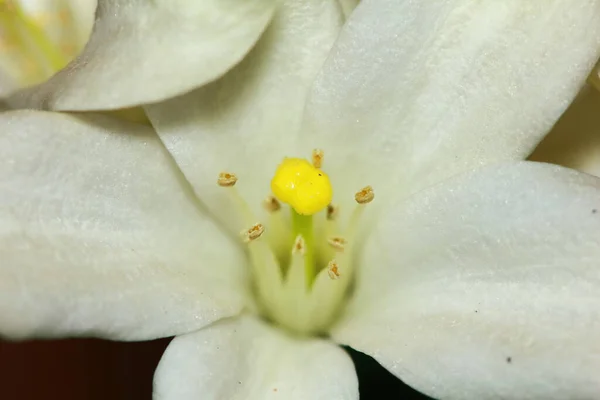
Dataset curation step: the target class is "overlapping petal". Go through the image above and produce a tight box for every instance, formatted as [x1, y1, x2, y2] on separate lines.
[7, 0, 277, 110]
[146, 0, 343, 232]
[299, 0, 600, 205]
[154, 315, 358, 400]
[333, 162, 600, 399]
[0, 111, 248, 341]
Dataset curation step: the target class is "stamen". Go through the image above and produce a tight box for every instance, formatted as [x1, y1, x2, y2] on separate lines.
[241, 223, 265, 243]
[346, 185, 375, 247]
[326, 204, 338, 221]
[327, 237, 347, 251]
[216, 171, 257, 227]
[312, 149, 324, 168]
[327, 260, 341, 280]
[263, 194, 291, 261]
[292, 235, 306, 255]
[284, 235, 308, 294]
[291, 210, 316, 286]
[217, 172, 238, 187]
[263, 195, 281, 212]
[355, 186, 374, 204]
[318, 204, 339, 259]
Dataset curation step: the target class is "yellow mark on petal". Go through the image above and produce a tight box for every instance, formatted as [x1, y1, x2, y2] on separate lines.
[327, 237, 347, 251]
[270, 158, 332, 215]
[263, 195, 281, 212]
[217, 172, 238, 187]
[292, 235, 305, 255]
[326, 204, 338, 221]
[327, 260, 340, 280]
[311, 148, 324, 168]
[241, 223, 264, 243]
[355, 186, 374, 204]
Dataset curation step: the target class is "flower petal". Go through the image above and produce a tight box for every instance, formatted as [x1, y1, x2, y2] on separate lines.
[530, 85, 600, 177]
[0, 110, 248, 341]
[145, 0, 343, 232]
[333, 162, 600, 399]
[7, 0, 277, 111]
[154, 315, 358, 400]
[299, 0, 600, 203]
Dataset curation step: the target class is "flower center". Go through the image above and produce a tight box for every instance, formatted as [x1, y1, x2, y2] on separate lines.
[218, 150, 374, 335]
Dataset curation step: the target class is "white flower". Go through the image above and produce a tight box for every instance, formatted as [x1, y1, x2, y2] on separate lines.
[3, 1, 600, 399]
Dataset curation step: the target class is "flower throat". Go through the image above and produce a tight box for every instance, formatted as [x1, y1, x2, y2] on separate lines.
[218, 150, 373, 335]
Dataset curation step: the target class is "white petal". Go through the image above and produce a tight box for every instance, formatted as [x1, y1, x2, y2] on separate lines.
[7, 0, 277, 111]
[333, 162, 600, 399]
[299, 0, 600, 204]
[154, 315, 358, 400]
[530, 85, 600, 177]
[145, 0, 343, 233]
[0, 111, 248, 341]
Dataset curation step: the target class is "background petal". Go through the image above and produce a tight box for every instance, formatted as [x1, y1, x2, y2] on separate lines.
[333, 162, 600, 399]
[0, 0, 95, 91]
[299, 0, 600, 204]
[7, 0, 277, 110]
[145, 0, 343, 233]
[154, 315, 358, 400]
[18, 0, 96, 52]
[0, 111, 248, 341]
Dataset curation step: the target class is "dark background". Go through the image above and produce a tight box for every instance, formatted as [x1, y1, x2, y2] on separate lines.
[0, 339, 433, 399]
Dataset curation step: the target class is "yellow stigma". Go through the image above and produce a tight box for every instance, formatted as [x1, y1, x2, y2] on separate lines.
[270, 157, 332, 215]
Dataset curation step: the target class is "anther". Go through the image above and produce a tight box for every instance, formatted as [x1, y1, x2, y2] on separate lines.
[326, 204, 338, 221]
[327, 260, 341, 280]
[263, 195, 281, 212]
[327, 237, 347, 251]
[217, 172, 238, 187]
[355, 186, 374, 204]
[292, 235, 306, 255]
[312, 149, 324, 168]
[241, 223, 265, 243]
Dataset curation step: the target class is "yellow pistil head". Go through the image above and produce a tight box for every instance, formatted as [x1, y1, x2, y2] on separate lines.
[270, 157, 333, 215]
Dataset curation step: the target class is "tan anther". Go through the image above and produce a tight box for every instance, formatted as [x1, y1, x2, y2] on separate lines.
[355, 186, 374, 204]
[241, 223, 264, 243]
[326, 204, 338, 221]
[327, 260, 341, 280]
[263, 195, 281, 212]
[292, 235, 306, 255]
[312, 149, 324, 168]
[328, 237, 347, 251]
[217, 172, 238, 187]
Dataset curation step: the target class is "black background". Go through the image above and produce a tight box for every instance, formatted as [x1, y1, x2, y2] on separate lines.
[0, 339, 434, 399]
